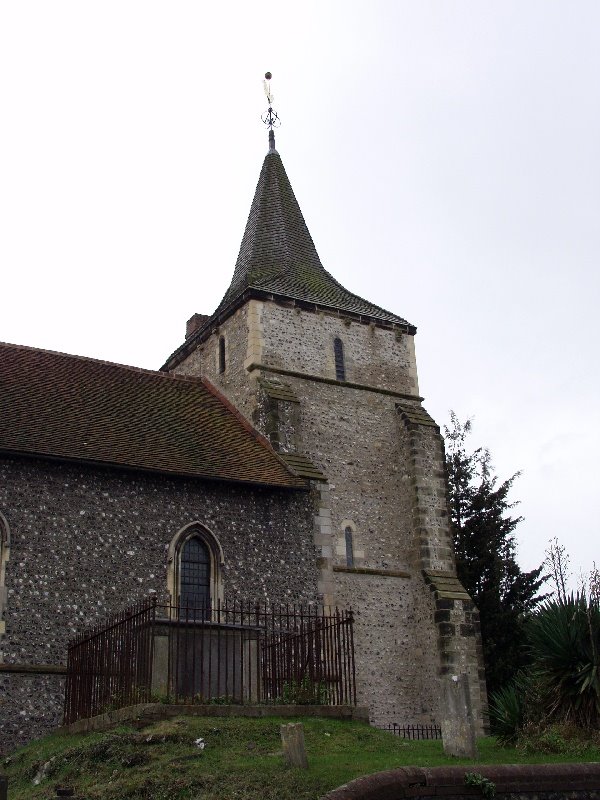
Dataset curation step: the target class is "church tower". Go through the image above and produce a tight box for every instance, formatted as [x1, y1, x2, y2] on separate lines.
[162, 84, 487, 730]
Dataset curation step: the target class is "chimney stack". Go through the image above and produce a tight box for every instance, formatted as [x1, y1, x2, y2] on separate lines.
[186, 313, 209, 339]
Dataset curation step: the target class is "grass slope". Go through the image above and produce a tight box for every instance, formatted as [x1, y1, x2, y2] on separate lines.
[4, 716, 600, 800]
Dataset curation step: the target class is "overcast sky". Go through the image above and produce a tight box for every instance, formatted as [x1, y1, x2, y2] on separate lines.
[1, 1, 598, 589]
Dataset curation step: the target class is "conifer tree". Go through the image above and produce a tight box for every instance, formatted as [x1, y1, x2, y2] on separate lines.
[444, 413, 546, 696]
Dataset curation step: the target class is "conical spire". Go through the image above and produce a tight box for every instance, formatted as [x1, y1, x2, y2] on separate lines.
[162, 145, 414, 372]
[215, 149, 412, 327]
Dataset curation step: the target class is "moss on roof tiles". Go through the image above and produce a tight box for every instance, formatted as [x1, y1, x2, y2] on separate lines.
[0, 342, 307, 489]
[279, 452, 326, 481]
[216, 151, 411, 326]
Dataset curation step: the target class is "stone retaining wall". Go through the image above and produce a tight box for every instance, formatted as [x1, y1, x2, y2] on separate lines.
[56, 702, 370, 736]
[321, 763, 600, 800]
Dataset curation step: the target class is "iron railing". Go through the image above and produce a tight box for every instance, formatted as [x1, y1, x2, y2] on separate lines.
[64, 599, 356, 724]
[64, 599, 154, 725]
[384, 723, 442, 740]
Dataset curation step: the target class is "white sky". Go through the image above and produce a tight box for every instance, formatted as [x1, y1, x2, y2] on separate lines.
[1, 1, 598, 589]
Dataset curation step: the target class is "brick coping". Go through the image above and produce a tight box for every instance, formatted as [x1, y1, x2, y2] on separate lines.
[57, 703, 369, 736]
[321, 763, 600, 799]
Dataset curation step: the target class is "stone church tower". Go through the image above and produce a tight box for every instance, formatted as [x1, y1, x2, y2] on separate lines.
[162, 128, 487, 730]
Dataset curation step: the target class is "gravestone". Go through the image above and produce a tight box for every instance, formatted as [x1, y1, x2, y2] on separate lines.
[441, 673, 478, 758]
[281, 722, 308, 768]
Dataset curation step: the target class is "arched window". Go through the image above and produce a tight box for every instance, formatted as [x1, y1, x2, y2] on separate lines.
[180, 536, 211, 612]
[334, 337, 345, 381]
[218, 336, 226, 374]
[345, 526, 354, 567]
[167, 522, 224, 619]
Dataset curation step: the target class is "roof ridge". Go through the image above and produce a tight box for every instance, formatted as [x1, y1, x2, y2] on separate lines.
[0, 341, 206, 387]
[0, 344, 308, 489]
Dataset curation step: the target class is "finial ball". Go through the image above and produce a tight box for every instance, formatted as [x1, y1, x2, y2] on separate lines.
[265, 71, 272, 80]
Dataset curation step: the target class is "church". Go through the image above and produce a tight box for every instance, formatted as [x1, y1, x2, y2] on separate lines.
[0, 104, 486, 753]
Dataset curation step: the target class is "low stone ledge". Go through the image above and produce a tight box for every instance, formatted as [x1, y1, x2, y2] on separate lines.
[333, 566, 410, 579]
[247, 362, 422, 402]
[0, 663, 67, 675]
[320, 763, 600, 800]
[56, 703, 369, 736]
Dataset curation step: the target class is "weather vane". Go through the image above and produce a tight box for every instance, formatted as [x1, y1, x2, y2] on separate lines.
[261, 72, 280, 150]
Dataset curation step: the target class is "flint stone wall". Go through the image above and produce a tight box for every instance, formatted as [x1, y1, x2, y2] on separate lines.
[257, 302, 420, 396]
[0, 455, 318, 753]
[0, 673, 65, 754]
[335, 572, 442, 726]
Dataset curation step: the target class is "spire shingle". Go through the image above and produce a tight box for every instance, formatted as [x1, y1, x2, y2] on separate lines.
[216, 150, 412, 326]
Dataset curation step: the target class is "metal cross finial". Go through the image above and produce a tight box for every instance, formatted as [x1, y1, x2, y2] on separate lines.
[261, 71, 280, 151]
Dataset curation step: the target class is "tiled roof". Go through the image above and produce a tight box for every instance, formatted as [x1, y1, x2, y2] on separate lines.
[218, 150, 412, 326]
[0, 342, 307, 489]
[163, 148, 414, 370]
[279, 453, 326, 481]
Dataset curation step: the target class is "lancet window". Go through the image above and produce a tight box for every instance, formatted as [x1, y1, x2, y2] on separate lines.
[218, 336, 226, 374]
[334, 337, 345, 381]
[168, 522, 224, 619]
[180, 536, 211, 612]
[345, 526, 354, 567]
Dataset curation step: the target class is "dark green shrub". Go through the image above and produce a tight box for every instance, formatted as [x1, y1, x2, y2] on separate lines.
[488, 682, 525, 745]
[528, 593, 600, 728]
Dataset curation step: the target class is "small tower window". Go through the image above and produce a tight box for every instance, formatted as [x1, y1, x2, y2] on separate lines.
[334, 337, 345, 381]
[345, 526, 354, 567]
[218, 336, 226, 374]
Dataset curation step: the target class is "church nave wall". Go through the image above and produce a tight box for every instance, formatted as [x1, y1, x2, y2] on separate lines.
[0, 455, 318, 753]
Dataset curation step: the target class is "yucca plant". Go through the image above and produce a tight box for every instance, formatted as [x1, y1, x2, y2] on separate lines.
[488, 681, 525, 744]
[527, 593, 600, 729]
